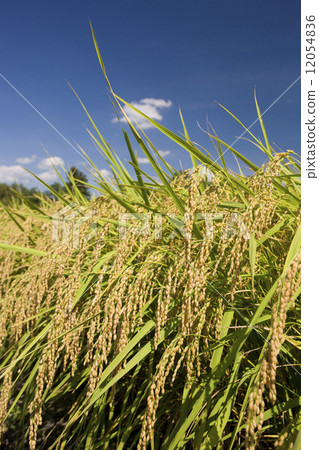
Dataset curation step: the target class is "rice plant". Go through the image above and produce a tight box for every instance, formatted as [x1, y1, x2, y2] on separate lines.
[0, 26, 300, 450]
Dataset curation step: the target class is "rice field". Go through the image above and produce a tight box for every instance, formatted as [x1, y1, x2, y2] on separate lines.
[0, 29, 301, 450]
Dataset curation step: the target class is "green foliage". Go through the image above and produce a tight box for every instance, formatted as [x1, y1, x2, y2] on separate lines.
[43, 167, 91, 201]
[66, 166, 91, 199]
[0, 183, 41, 206]
[0, 183, 12, 205]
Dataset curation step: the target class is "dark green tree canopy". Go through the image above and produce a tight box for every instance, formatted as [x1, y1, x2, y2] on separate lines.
[0, 183, 41, 205]
[66, 166, 90, 199]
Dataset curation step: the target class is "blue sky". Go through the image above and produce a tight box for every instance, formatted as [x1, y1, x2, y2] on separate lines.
[0, 0, 300, 189]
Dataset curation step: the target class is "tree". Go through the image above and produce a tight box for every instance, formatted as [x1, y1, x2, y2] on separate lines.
[45, 182, 67, 201]
[66, 167, 90, 199]
[0, 183, 12, 205]
[0, 183, 42, 205]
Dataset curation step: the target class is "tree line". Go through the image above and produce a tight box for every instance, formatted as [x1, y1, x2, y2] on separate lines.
[0, 167, 90, 205]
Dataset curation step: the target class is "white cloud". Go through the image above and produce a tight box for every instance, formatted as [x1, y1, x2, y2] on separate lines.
[15, 154, 37, 165]
[0, 156, 65, 186]
[35, 157, 65, 184]
[137, 157, 150, 164]
[113, 98, 172, 130]
[99, 169, 112, 179]
[37, 170, 60, 184]
[137, 150, 171, 164]
[0, 165, 34, 184]
[195, 165, 215, 181]
[158, 150, 171, 157]
[37, 156, 64, 170]
[140, 98, 173, 108]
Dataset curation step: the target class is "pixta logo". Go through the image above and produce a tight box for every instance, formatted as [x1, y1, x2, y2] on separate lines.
[118, 212, 250, 241]
[52, 203, 97, 249]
